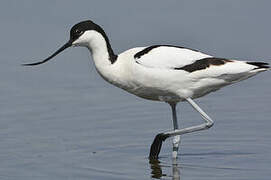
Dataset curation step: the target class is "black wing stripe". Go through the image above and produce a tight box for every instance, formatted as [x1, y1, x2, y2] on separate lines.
[175, 57, 232, 72]
[247, 62, 269, 69]
[134, 45, 199, 59]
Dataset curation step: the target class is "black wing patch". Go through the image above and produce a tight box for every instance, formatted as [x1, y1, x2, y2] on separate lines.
[246, 62, 269, 69]
[175, 57, 232, 72]
[134, 45, 199, 59]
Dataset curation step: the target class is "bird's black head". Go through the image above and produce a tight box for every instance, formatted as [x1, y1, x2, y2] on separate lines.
[70, 20, 104, 42]
[22, 20, 116, 66]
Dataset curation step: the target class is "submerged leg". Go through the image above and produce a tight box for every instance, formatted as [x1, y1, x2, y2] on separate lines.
[149, 102, 180, 159]
[149, 98, 214, 159]
[149, 133, 169, 159]
[170, 103, 181, 159]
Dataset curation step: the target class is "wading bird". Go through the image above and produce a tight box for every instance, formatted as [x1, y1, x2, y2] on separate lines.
[24, 20, 269, 159]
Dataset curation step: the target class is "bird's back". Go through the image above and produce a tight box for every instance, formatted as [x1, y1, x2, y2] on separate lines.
[116, 45, 269, 101]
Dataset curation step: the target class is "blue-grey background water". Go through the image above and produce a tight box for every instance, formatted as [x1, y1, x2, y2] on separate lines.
[1, 1, 271, 179]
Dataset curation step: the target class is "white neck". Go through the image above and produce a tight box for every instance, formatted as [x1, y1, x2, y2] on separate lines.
[82, 31, 121, 85]
[86, 31, 112, 67]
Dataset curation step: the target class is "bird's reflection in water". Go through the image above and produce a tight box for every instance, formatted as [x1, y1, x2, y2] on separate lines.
[149, 159, 164, 179]
[149, 158, 180, 180]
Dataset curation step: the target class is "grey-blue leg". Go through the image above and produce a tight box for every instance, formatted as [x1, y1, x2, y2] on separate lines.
[169, 103, 181, 159]
[149, 98, 214, 159]
[164, 98, 214, 137]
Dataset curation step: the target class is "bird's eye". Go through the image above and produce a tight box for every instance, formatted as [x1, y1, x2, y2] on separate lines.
[75, 29, 83, 35]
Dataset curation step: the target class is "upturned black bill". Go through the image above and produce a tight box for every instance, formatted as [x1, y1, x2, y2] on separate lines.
[22, 40, 72, 66]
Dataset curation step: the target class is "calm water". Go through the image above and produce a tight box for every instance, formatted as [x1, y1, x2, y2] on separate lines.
[1, 1, 271, 179]
[1, 53, 270, 180]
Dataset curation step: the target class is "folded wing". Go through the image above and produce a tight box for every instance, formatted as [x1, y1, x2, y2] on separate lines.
[134, 45, 212, 70]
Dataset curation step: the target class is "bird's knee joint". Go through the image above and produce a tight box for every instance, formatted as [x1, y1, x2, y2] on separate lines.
[206, 122, 214, 129]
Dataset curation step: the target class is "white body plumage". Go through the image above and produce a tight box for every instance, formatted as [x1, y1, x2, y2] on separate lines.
[85, 33, 268, 102]
[24, 20, 269, 159]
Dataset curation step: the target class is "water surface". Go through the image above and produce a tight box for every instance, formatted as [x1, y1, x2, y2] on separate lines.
[1, 1, 271, 179]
